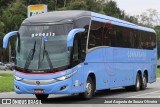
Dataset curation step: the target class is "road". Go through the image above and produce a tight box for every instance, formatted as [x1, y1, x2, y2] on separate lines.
[0, 78, 160, 100]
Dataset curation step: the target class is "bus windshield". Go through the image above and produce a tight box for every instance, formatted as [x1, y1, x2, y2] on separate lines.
[16, 24, 72, 72]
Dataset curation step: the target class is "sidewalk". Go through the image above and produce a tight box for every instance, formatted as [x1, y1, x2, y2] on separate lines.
[0, 70, 13, 74]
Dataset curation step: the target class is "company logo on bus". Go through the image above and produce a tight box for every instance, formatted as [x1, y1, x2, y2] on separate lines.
[31, 32, 55, 38]
[36, 81, 40, 85]
[127, 51, 146, 58]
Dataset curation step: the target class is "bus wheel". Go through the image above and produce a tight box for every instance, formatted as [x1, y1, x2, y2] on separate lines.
[35, 94, 49, 100]
[133, 73, 141, 91]
[79, 77, 95, 99]
[141, 73, 147, 90]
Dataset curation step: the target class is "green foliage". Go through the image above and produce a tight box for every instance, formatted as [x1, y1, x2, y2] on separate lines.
[27, 0, 41, 4]
[85, 0, 102, 12]
[0, 0, 14, 11]
[67, 0, 87, 10]
[124, 15, 138, 24]
[157, 68, 160, 77]
[155, 28, 160, 58]
[0, 0, 26, 62]
[0, 22, 5, 37]
[0, 0, 26, 34]
[103, 1, 122, 18]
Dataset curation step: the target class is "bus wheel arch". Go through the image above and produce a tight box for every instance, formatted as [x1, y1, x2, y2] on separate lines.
[80, 73, 96, 99]
[88, 73, 96, 91]
[141, 70, 148, 90]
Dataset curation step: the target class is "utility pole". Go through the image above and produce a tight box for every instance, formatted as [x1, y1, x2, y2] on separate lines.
[64, 0, 67, 7]
[55, 0, 57, 10]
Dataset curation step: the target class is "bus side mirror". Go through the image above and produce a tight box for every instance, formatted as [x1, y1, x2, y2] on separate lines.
[3, 31, 18, 49]
[67, 28, 85, 48]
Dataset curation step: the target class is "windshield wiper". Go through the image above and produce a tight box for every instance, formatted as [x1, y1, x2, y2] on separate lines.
[43, 41, 54, 71]
[23, 41, 36, 71]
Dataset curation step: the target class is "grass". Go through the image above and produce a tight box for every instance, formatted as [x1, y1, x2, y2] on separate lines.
[0, 68, 159, 93]
[157, 68, 160, 77]
[0, 73, 14, 92]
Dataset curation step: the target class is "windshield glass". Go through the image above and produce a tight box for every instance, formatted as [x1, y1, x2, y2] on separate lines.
[16, 24, 72, 71]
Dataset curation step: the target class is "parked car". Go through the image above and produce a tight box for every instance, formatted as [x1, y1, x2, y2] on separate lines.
[0, 62, 7, 71]
[5, 62, 15, 70]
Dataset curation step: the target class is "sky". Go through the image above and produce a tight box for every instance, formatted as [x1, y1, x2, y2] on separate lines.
[113, 0, 160, 16]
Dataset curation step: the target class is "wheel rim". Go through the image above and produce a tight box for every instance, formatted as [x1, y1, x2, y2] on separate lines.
[136, 76, 140, 89]
[143, 76, 147, 87]
[86, 82, 92, 95]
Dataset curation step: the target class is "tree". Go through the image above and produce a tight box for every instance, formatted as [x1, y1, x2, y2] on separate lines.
[0, 0, 27, 62]
[66, 0, 102, 12]
[136, 9, 160, 27]
[103, 1, 123, 18]
[155, 28, 160, 58]
[124, 15, 138, 24]
[67, 0, 87, 10]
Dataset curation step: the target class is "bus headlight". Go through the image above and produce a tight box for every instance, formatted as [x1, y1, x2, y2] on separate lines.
[57, 76, 66, 81]
[14, 76, 23, 81]
[56, 70, 77, 81]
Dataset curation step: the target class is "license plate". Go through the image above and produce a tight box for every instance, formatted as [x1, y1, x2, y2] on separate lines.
[34, 89, 44, 94]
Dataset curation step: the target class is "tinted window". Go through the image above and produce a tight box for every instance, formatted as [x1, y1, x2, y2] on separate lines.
[88, 20, 156, 50]
[140, 31, 156, 49]
[88, 21, 105, 49]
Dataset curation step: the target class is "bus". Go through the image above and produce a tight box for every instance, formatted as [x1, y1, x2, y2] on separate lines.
[3, 10, 157, 100]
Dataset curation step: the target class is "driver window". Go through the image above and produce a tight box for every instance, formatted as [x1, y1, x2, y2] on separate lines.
[73, 39, 79, 61]
[72, 32, 87, 66]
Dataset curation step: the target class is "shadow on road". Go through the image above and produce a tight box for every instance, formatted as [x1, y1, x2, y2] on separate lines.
[41, 88, 154, 104]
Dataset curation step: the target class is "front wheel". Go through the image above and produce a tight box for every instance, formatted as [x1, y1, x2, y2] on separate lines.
[35, 94, 49, 100]
[79, 77, 95, 99]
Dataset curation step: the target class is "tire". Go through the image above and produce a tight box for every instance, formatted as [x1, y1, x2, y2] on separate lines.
[35, 94, 49, 100]
[133, 73, 141, 91]
[79, 77, 95, 99]
[141, 73, 147, 90]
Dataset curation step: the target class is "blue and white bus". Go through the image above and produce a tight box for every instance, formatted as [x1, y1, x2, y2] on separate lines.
[3, 10, 157, 100]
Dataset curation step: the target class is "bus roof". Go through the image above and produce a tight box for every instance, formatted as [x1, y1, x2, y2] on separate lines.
[22, 10, 155, 33]
[22, 10, 91, 24]
[91, 12, 155, 33]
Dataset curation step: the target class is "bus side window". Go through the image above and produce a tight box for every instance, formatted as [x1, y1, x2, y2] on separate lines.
[80, 32, 87, 60]
[72, 35, 80, 66]
[72, 32, 87, 66]
[73, 39, 79, 61]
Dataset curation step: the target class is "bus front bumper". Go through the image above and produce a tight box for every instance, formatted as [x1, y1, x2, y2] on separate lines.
[14, 78, 72, 94]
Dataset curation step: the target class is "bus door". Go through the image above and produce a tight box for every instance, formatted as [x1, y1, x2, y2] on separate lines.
[71, 34, 83, 93]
